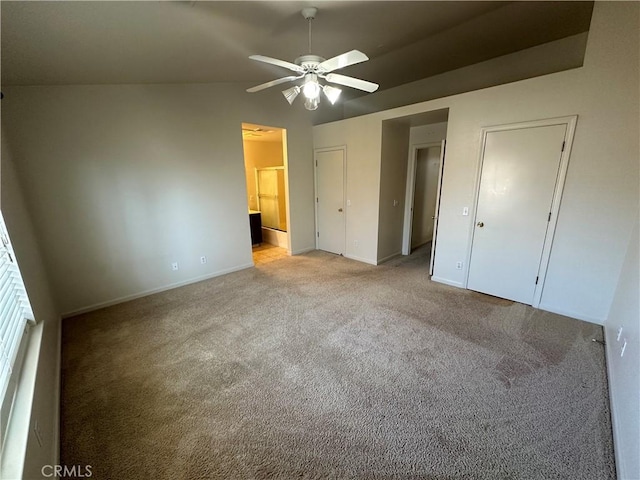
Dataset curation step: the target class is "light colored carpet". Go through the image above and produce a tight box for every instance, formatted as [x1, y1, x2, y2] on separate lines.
[61, 245, 615, 479]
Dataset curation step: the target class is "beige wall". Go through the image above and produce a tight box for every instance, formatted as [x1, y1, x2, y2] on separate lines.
[377, 121, 410, 263]
[604, 218, 639, 480]
[2, 84, 315, 315]
[313, 117, 382, 265]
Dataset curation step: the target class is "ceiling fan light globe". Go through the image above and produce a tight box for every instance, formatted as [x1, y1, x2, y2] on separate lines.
[323, 85, 342, 105]
[302, 74, 321, 100]
[282, 86, 301, 105]
[304, 97, 319, 111]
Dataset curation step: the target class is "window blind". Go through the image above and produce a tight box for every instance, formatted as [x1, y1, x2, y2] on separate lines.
[0, 214, 34, 405]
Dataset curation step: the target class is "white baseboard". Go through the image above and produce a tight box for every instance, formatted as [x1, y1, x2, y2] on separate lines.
[377, 251, 403, 264]
[62, 263, 254, 318]
[602, 327, 624, 478]
[344, 254, 377, 266]
[291, 247, 315, 255]
[431, 276, 464, 288]
[537, 303, 605, 325]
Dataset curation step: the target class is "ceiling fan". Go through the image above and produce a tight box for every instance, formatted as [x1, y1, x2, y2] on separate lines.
[246, 7, 379, 110]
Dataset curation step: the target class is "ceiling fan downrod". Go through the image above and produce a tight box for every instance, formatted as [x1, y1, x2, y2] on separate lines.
[302, 7, 317, 54]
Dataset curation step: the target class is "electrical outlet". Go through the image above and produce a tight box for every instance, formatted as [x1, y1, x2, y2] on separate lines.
[171, 262, 179, 271]
[456, 261, 463, 269]
[200, 256, 207, 264]
[354, 240, 359, 247]
[621, 339, 627, 357]
[393, 199, 399, 207]
[617, 327, 623, 341]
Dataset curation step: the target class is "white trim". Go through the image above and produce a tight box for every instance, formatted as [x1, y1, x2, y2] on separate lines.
[377, 251, 402, 264]
[532, 116, 578, 307]
[429, 140, 446, 277]
[280, 129, 293, 254]
[603, 328, 626, 480]
[537, 303, 604, 325]
[61, 263, 254, 318]
[313, 145, 347, 254]
[431, 276, 464, 288]
[402, 142, 442, 256]
[0, 322, 42, 480]
[344, 254, 377, 266]
[464, 115, 578, 307]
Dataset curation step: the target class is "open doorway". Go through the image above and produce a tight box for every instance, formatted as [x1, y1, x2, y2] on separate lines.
[241, 122, 290, 265]
[398, 110, 449, 274]
[409, 143, 442, 251]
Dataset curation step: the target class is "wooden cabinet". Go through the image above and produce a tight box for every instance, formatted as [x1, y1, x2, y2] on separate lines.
[249, 211, 262, 246]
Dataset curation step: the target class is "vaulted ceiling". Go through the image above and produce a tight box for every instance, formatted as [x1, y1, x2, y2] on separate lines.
[2, 1, 593, 98]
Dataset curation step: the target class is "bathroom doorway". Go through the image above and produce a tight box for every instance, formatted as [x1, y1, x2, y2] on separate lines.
[241, 122, 290, 264]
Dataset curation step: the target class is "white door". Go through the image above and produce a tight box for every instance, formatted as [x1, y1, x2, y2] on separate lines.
[315, 148, 345, 255]
[467, 124, 566, 304]
[429, 140, 446, 276]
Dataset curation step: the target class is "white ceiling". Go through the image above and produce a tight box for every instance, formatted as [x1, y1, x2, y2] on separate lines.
[1, 1, 593, 96]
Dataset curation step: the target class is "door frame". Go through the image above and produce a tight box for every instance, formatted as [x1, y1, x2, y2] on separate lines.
[314, 145, 347, 252]
[429, 140, 446, 276]
[464, 115, 578, 307]
[402, 141, 443, 255]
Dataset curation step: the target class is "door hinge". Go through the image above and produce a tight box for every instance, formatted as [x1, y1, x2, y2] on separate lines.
[317, 232, 319, 238]
[315, 159, 318, 166]
[316, 197, 319, 203]
[535, 276, 539, 285]
[548, 212, 552, 222]
[561, 141, 565, 152]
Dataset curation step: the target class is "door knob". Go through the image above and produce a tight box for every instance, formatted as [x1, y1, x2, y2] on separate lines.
[477, 222, 484, 227]
[338, 208, 343, 212]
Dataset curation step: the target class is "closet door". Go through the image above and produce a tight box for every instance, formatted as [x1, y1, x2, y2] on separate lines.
[468, 123, 568, 305]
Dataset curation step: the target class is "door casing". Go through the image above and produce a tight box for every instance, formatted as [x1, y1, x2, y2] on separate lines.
[464, 116, 578, 307]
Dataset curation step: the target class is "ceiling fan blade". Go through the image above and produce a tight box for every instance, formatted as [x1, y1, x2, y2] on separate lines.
[324, 73, 379, 93]
[249, 55, 305, 73]
[247, 76, 299, 93]
[318, 50, 369, 73]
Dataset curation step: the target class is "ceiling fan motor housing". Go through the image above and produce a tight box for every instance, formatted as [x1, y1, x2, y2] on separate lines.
[295, 54, 326, 72]
[301, 7, 317, 20]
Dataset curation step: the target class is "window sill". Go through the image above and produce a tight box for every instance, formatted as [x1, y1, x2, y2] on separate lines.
[1, 321, 43, 480]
